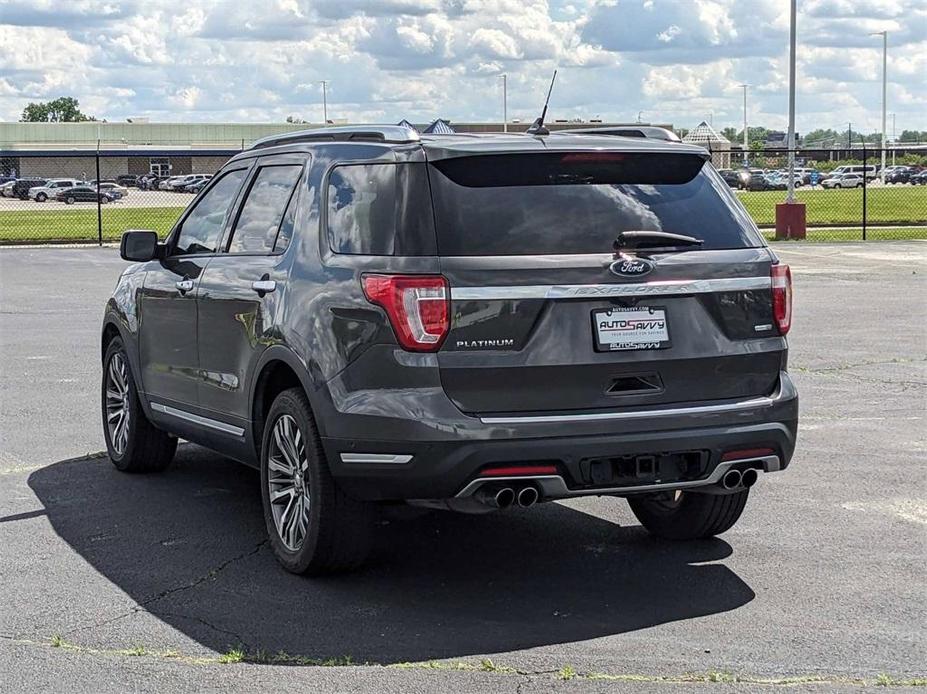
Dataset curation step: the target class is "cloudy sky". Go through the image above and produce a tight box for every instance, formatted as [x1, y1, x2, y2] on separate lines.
[0, 0, 924, 135]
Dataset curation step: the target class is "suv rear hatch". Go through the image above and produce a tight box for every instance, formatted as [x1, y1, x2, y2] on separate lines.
[427, 149, 786, 415]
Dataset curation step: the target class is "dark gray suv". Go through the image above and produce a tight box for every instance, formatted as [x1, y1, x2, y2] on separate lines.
[101, 125, 797, 574]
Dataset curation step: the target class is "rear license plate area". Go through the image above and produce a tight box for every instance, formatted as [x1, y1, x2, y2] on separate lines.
[592, 306, 670, 352]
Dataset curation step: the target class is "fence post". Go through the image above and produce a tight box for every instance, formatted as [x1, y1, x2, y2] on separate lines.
[862, 146, 867, 241]
[95, 141, 103, 246]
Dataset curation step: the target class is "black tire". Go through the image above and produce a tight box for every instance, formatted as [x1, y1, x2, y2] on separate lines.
[36, 193, 47, 202]
[65, 197, 75, 205]
[260, 387, 374, 575]
[102, 337, 176, 472]
[628, 489, 749, 540]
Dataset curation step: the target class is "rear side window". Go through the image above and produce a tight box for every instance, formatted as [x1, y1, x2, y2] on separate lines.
[326, 163, 435, 256]
[428, 153, 763, 255]
[174, 169, 247, 255]
[227, 164, 303, 254]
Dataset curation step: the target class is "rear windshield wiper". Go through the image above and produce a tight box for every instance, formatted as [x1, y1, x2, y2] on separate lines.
[614, 230, 704, 251]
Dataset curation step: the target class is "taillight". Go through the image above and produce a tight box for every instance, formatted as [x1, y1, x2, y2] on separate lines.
[771, 264, 792, 335]
[362, 274, 450, 352]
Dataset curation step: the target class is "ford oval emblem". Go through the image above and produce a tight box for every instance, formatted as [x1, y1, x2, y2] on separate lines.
[609, 256, 655, 278]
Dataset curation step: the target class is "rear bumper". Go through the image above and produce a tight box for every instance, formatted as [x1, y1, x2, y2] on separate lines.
[321, 371, 798, 502]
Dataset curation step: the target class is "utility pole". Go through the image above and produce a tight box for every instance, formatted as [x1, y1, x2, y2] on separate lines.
[319, 80, 329, 124]
[500, 73, 508, 132]
[871, 31, 887, 181]
[740, 84, 749, 166]
[637, 110, 644, 124]
[786, 0, 797, 203]
[775, 0, 805, 241]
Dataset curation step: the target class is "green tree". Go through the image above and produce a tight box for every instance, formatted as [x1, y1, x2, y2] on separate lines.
[20, 97, 95, 122]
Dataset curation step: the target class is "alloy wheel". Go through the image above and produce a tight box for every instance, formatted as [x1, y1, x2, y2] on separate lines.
[267, 414, 311, 551]
[105, 352, 131, 456]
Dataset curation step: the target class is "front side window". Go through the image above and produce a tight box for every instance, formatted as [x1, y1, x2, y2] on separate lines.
[173, 169, 247, 255]
[226, 164, 303, 254]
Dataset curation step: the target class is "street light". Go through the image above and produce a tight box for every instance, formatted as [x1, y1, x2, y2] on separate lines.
[870, 31, 887, 182]
[786, 0, 797, 203]
[637, 110, 644, 124]
[500, 74, 508, 132]
[319, 80, 329, 124]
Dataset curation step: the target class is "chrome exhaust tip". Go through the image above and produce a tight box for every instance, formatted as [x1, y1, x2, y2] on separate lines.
[495, 487, 516, 510]
[721, 469, 743, 491]
[516, 486, 539, 508]
[473, 486, 516, 510]
[740, 468, 759, 488]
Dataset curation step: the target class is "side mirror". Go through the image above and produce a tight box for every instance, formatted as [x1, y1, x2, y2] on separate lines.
[120, 230, 161, 262]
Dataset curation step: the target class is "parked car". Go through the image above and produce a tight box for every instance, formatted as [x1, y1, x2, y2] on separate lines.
[911, 170, 927, 185]
[741, 169, 774, 191]
[12, 177, 47, 200]
[180, 180, 205, 193]
[168, 174, 211, 192]
[55, 186, 118, 204]
[103, 126, 797, 574]
[28, 178, 82, 202]
[717, 169, 742, 188]
[116, 175, 140, 187]
[822, 173, 864, 189]
[0, 180, 16, 197]
[827, 165, 877, 181]
[97, 182, 129, 198]
[885, 167, 916, 185]
[139, 174, 169, 190]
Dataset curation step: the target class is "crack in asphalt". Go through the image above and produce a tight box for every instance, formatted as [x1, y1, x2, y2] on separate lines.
[796, 357, 927, 375]
[52, 539, 268, 641]
[157, 611, 247, 649]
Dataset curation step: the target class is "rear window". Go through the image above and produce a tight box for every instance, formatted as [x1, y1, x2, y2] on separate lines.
[428, 153, 763, 256]
[326, 163, 435, 255]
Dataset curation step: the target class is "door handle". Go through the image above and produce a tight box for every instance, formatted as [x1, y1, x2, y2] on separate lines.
[175, 279, 194, 293]
[251, 279, 276, 295]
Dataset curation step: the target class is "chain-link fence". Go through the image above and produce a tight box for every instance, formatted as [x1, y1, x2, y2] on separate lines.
[708, 146, 927, 242]
[0, 147, 239, 245]
[1, 144, 925, 245]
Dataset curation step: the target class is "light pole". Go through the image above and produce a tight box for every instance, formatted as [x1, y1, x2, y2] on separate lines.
[786, 0, 797, 203]
[740, 84, 749, 166]
[637, 110, 644, 124]
[500, 73, 508, 132]
[319, 80, 329, 124]
[870, 31, 887, 181]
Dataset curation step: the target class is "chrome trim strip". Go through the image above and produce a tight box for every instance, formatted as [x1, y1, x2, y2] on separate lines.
[150, 402, 245, 436]
[455, 456, 781, 499]
[340, 453, 413, 464]
[451, 276, 770, 301]
[479, 395, 774, 425]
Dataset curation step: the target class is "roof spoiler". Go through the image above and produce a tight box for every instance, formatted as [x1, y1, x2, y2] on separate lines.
[552, 126, 681, 143]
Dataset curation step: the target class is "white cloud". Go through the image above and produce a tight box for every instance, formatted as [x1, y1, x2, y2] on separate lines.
[0, 0, 922, 135]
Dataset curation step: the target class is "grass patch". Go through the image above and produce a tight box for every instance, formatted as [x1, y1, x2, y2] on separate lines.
[218, 646, 245, 664]
[558, 665, 577, 681]
[0, 205, 183, 244]
[737, 186, 927, 227]
[50, 634, 64, 648]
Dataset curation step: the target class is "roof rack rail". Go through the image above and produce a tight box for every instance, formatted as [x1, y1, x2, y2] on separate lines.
[250, 124, 420, 150]
[552, 126, 681, 143]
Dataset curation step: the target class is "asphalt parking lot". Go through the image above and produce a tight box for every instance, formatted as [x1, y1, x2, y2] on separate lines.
[0, 243, 924, 692]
